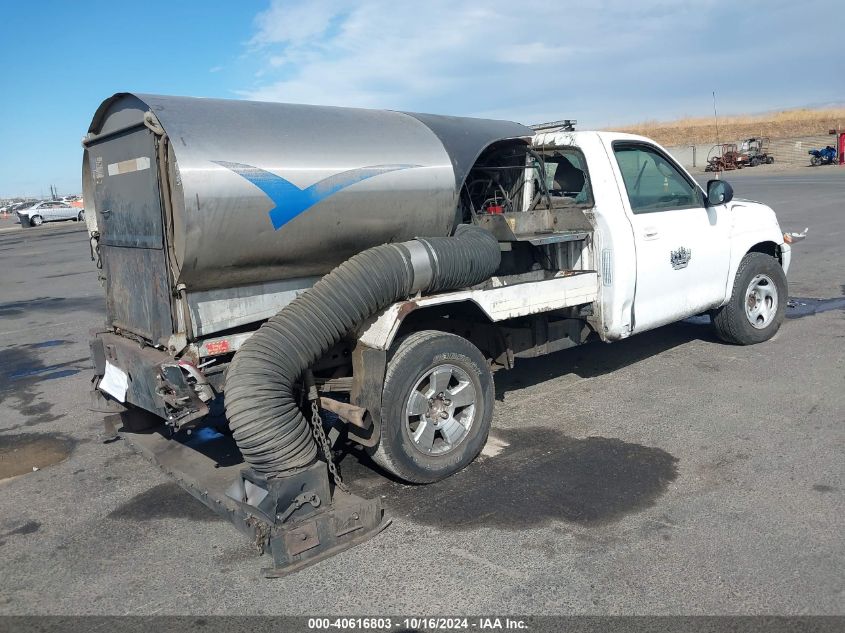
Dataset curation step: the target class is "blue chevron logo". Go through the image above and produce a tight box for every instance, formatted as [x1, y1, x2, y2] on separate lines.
[214, 161, 418, 230]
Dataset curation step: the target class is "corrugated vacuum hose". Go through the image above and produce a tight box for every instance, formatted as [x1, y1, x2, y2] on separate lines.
[224, 224, 501, 478]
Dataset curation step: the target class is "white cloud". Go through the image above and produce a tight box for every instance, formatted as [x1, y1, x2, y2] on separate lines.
[250, 0, 346, 47]
[239, 0, 836, 127]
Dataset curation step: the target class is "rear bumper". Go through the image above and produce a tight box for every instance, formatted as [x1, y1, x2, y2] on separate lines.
[90, 332, 208, 424]
[90, 332, 171, 417]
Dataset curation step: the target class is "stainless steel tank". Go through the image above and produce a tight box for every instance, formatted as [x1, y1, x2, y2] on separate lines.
[83, 93, 531, 341]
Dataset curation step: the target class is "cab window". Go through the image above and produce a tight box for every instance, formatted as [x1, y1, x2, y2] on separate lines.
[613, 143, 701, 214]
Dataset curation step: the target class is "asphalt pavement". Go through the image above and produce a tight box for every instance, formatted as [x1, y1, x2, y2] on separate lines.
[0, 167, 842, 615]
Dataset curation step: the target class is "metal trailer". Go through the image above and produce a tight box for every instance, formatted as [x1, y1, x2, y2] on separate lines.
[84, 94, 601, 574]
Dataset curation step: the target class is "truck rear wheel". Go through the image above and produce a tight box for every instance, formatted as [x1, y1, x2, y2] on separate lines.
[369, 330, 494, 483]
[712, 252, 787, 345]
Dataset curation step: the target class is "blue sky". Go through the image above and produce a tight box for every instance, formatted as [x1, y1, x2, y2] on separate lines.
[0, 0, 839, 197]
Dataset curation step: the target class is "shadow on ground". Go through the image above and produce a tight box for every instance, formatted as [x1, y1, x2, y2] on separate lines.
[108, 482, 222, 523]
[0, 295, 104, 318]
[345, 427, 678, 530]
[494, 319, 715, 400]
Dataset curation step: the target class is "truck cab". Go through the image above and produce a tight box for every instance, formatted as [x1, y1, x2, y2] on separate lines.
[363, 129, 790, 349]
[530, 130, 789, 339]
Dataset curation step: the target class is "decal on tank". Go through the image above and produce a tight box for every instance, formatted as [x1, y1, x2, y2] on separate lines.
[214, 161, 418, 230]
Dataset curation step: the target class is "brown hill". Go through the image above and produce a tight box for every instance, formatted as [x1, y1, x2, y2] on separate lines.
[610, 108, 845, 146]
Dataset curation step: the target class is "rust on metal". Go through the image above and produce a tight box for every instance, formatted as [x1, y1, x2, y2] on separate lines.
[319, 397, 369, 429]
[283, 521, 320, 556]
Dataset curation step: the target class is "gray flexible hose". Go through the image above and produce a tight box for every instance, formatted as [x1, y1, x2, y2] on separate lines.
[224, 225, 501, 477]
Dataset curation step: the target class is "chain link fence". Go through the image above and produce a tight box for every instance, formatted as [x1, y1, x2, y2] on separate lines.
[666, 134, 839, 171]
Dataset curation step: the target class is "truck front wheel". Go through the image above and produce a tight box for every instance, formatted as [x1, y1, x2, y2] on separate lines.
[712, 252, 787, 345]
[369, 330, 494, 483]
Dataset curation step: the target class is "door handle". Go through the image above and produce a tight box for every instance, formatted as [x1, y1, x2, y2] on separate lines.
[643, 227, 659, 240]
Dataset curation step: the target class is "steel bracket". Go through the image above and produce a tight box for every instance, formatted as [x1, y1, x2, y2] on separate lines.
[227, 462, 387, 577]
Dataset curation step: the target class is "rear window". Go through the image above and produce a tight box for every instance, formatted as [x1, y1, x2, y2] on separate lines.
[535, 148, 593, 206]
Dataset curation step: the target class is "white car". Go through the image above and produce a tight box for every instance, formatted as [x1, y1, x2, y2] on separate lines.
[17, 201, 85, 226]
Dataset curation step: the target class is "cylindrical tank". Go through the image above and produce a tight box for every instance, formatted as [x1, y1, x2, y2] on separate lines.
[84, 93, 531, 292]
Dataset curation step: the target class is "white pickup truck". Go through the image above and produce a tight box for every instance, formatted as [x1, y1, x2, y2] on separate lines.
[350, 130, 791, 482]
[85, 97, 791, 489]
[85, 96, 795, 572]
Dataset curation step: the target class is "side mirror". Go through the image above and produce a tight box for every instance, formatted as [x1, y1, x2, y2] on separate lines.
[706, 179, 734, 206]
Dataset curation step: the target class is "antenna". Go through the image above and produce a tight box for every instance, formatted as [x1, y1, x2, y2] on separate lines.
[712, 91, 722, 178]
[712, 91, 720, 145]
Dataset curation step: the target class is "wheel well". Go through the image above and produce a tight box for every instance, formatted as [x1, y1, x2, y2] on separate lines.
[747, 240, 781, 264]
[394, 300, 500, 358]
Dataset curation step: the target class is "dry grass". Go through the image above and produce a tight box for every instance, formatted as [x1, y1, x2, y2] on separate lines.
[610, 108, 845, 146]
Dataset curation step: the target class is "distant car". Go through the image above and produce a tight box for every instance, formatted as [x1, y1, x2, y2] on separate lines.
[16, 201, 85, 226]
[8, 201, 34, 213]
[7, 201, 36, 223]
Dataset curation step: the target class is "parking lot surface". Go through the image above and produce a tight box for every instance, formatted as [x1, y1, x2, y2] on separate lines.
[0, 167, 842, 615]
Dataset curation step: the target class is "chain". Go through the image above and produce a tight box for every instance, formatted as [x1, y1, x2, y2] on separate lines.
[89, 231, 102, 269]
[308, 396, 349, 493]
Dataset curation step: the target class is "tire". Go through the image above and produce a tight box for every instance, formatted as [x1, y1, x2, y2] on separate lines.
[712, 252, 787, 345]
[766, 156, 774, 164]
[30, 215, 43, 227]
[811, 156, 821, 166]
[76, 210, 85, 222]
[369, 330, 494, 483]
[750, 157, 760, 167]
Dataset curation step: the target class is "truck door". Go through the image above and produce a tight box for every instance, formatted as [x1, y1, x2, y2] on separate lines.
[612, 142, 731, 332]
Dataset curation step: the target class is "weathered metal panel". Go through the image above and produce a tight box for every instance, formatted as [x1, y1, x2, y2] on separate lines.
[357, 272, 600, 350]
[187, 275, 320, 336]
[101, 246, 173, 343]
[88, 126, 162, 249]
[84, 123, 173, 343]
[403, 111, 533, 188]
[95, 332, 171, 416]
